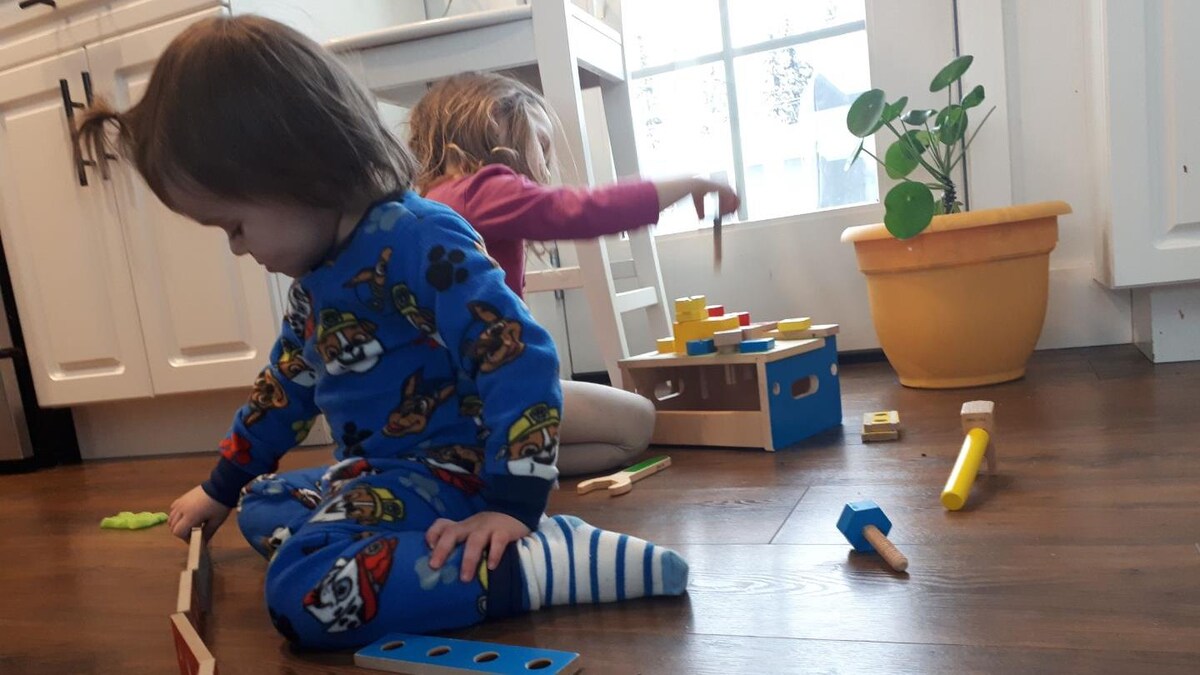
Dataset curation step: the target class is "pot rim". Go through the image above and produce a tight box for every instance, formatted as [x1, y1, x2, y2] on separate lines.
[840, 200, 1072, 244]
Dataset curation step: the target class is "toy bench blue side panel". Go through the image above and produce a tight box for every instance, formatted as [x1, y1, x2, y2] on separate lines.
[765, 336, 843, 449]
[355, 633, 581, 674]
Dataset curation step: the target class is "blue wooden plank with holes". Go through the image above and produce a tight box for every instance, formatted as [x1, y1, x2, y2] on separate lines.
[764, 335, 842, 450]
[354, 633, 582, 674]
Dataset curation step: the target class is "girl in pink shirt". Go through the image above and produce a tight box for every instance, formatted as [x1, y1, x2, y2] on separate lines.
[409, 72, 739, 476]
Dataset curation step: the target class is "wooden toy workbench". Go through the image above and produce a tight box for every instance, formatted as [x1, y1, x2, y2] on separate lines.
[619, 336, 842, 451]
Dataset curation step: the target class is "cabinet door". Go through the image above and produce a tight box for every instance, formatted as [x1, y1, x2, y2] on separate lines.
[87, 9, 280, 395]
[0, 49, 153, 405]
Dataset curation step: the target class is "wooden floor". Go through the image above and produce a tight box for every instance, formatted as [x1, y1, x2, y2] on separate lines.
[2, 345, 1198, 674]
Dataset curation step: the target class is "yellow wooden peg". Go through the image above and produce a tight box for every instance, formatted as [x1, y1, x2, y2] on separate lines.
[657, 337, 676, 354]
[778, 317, 813, 332]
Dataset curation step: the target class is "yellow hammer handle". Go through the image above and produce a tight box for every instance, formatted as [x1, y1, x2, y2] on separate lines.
[941, 428, 990, 511]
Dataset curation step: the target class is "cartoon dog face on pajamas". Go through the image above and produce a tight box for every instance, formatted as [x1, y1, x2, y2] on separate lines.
[303, 537, 397, 633]
[244, 369, 288, 426]
[309, 484, 405, 526]
[345, 247, 391, 310]
[502, 404, 560, 480]
[465, 302, 525, 374]
[391, 283, 438, 339]
[277, 339, 317, 387]
[415, 445, 486, 495]
[316, 309, 384, 375]
[383, 369, 455, 437]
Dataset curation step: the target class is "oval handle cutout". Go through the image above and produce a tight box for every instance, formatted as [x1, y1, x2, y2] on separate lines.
[791, 375, 819, 399]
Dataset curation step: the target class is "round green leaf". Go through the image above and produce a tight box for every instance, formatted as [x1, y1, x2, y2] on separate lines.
[902, 108, 937, 125]
[881, 96, 909, 124]
[930, 55, 974, 92]
[914, 130, 935, 147]
[962, 84, 985, 108]
[884, 139, 921, 179]
[884, 181, 936, 239]
[936, 105, 968, 144]
[847, 89, 887, 137]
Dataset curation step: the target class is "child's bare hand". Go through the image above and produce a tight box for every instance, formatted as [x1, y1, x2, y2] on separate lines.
[425, 512, 531, 582]
[690, 179, 740, 219]
[169, 485, 231, 541]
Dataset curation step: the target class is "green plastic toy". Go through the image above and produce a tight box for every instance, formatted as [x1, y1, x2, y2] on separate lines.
[100, 511, 168, 530]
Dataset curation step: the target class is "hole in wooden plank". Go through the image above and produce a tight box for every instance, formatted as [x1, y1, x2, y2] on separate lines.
[771, 382, 780, 396]
[792, 375, 819, 399]
[475, 651, 501, 663]
[428, 646, 451, 657]
[830, 363, 839, 376]
[526, 658, 554, 670]
[381, 641, 405, 651]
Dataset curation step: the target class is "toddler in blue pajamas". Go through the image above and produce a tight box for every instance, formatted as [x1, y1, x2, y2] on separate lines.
[77, 15, 686, 650]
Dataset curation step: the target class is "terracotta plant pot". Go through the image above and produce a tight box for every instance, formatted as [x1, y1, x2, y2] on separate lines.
[840, 201, 1072, 388]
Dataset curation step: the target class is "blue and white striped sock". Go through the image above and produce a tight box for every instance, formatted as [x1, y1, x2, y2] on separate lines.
[515, 515, 688, 611]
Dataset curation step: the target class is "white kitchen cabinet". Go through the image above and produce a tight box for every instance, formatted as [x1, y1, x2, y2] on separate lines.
[88, 9, 279, 395]
[0, 48, 154, 406]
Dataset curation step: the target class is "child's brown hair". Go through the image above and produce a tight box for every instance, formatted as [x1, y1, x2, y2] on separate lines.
[408, 72, 557, 192]
[76, 15, 416, 211]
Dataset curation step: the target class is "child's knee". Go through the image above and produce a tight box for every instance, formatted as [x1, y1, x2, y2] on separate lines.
[625, 392, 656, 450]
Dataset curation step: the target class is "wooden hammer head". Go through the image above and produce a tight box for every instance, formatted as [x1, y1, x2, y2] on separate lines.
[961, 400, 995, 435]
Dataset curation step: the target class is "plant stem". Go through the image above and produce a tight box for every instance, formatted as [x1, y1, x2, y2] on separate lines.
[948, 105, 997, 173]
[883, 120, 948, 184]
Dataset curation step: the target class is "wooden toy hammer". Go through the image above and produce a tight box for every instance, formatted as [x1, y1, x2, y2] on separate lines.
[577, 455, 671, 497]
[837, 500, 909, 572]
[941, 400, 997, 511]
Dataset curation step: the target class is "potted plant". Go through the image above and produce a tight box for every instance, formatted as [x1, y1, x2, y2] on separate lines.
[840, 55, 1070, 389]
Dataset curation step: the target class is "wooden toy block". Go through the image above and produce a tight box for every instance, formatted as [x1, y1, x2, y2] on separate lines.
[942, 401, 998, 511]
[686, 338, 716, 355]
[778, 317, 812, 332]
[778, 330, 814, 340]
[739, 338, 775, 353]
[674, 296, 707, 322]
[837, 500, 908, 572]
[801, 323, 839, 338]
[863, 411, 900, 433]
[734, 312, 751, 326]
[187, 528, 213, 621]
[706, 304, 725, 317]
[713, 328, 743, 347]
[675, 316, 740, 352]
[620, 335, 842, 451]
[716, 344, 738, 355]
[742, 321, 777, 339]
[863, 430, 900, 443]
[356, 633, 582, 674]
[656, 337, 676, 354]
[577, 455, 671, 496]
[170, 613, 217, 675]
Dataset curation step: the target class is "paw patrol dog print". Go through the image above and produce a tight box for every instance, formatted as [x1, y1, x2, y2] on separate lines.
[503, 404, 560, 479]
[383, 369, 454, 437]
[277, 339, 316, 387]
[245, 369, 288, 426]
[284, 283, 315, 340]
[464, 302, 525, 374]
[309, 484, 405, 526]
[303, 537, 397, 633]
[316, 309, 384, 375]
[345, 247, 391, 310]
[391, 283, 438, 340]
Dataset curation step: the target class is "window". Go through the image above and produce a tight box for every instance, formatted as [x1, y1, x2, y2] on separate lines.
[623, 0, 878, 234]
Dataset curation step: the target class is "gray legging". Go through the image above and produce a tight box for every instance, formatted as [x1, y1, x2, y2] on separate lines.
[556, 379, 656, 477]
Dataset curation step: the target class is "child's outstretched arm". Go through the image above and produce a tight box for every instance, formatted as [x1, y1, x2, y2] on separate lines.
[392, 202, 563, 580]
[451, 165, 739, 241]
[169, 306, 320, 540]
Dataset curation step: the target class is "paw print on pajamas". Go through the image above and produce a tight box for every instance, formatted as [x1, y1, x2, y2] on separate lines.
[426, 245, 469, 292]
[415, 553, 459, 590]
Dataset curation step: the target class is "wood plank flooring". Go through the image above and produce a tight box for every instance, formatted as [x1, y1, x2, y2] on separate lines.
[1, 345, 1197, 674]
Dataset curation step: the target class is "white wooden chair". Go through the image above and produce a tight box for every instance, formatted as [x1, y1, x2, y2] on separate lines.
[327, 1, 672, 388]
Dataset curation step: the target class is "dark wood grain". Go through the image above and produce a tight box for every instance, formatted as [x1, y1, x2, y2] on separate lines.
[1, 345, 1198, 674]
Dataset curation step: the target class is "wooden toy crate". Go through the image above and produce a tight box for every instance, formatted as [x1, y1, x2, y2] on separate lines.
[619, 337, 842, 451]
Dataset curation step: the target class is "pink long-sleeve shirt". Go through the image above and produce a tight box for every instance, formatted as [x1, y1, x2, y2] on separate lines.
[424, 164, 661, 298]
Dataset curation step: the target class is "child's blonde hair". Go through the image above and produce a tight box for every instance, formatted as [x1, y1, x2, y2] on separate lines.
[408, 72, 557, 192]
[76, 15, 417, 212]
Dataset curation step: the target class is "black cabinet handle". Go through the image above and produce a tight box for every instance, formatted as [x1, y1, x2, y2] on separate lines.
[59, 78, 93, 187]
[80, 71, 116, 180]
[19, 1, 57, 9]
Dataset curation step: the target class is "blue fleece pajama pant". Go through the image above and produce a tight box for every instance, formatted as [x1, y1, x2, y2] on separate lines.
[237, 457, 526, 651]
